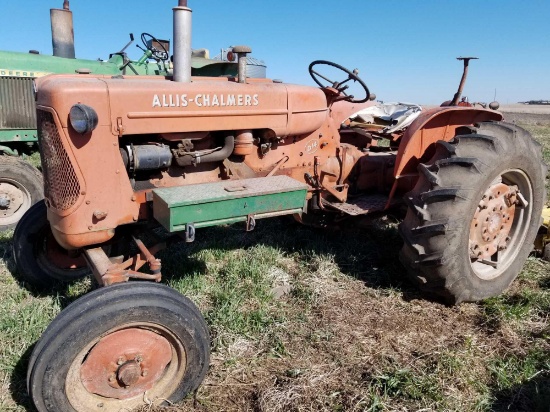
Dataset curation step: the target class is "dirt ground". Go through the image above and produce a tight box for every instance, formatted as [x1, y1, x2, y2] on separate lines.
[500, 104, 550, 125]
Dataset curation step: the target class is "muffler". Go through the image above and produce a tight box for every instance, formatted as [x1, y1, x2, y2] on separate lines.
[173, 0, 192, 82]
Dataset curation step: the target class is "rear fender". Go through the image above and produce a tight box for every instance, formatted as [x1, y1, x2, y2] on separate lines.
[394, 107, 502, 177]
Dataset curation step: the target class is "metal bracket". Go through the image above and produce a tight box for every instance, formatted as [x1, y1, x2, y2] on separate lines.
[185, 223, 196, 242]
[516, 192, 529, 208]
[324, 183, 349, 203]
[246, 214, 256, 232]
[83, 237, 165, 287]
[116, 117, 125, 137]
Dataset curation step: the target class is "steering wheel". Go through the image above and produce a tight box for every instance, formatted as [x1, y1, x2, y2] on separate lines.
[140, 33, 169, 62]
[308, 60, 370, 103]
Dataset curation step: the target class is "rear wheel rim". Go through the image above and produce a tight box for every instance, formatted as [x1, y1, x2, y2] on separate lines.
[469, 169, 533, 281]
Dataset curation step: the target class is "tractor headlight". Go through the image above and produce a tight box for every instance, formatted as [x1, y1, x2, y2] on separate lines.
[69, 104, 98, 134]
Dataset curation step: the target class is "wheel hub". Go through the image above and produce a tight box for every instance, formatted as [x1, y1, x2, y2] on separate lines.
[470, 183, 518, 260]
[80, 328, 173, 400]
[0, 182, 24, 217]
[117, 360, 142, 387]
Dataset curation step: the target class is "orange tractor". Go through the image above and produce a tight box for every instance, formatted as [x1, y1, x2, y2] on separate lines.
[13, 1, 546, 410]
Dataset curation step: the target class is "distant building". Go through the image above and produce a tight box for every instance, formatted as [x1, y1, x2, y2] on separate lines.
[519, 100, 550, 105]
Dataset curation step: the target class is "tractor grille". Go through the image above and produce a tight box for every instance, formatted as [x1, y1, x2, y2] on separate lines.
[0, 77, 36, 129]
[38, 110, 81, 211]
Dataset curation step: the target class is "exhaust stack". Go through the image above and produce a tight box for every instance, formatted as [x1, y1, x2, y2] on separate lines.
[50, 0, 75, 59]
[173, 0, 192, 83]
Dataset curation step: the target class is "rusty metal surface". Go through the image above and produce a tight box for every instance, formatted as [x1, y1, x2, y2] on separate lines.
[84, 238, 164, 286]
[469, 183, 517, 260]
[45, 229, 87, 269]
[80, 328, 172, 400]
[232, 46, 252, 84]
[133, 236, 161, 275]
[394, 107, 503, 178]
[450, 57, 478, 106]
[35, 75, 328, 137]
[36, 98, 139, 249]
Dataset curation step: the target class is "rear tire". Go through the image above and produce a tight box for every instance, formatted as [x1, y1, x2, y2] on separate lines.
[12, 200, 89, 288]
[0, 156, 43, 231]
[399, 122, 546, 304]
[27, 282, 210, 412]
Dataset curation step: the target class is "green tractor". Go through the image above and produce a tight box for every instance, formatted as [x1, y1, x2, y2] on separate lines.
[0, 0, 239, 230]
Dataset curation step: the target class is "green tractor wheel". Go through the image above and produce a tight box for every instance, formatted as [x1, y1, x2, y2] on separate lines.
[0, 156, 43, 231]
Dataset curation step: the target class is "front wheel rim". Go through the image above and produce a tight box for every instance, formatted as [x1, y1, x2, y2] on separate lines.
[469, 169, 533, 281]
[66, 322, 187, 412]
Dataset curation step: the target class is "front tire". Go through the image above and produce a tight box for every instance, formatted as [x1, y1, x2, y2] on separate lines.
[27, 282, 210, 412]
[12, 200, 89, 288]
[399, 122, 546, 304]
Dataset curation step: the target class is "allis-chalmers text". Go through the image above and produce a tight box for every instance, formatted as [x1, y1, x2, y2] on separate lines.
[152, 94, 260, 108]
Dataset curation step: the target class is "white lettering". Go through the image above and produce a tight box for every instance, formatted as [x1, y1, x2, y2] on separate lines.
[152, 93, 259, 109]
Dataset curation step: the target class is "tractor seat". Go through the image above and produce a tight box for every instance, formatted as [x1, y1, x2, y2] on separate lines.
[346, 102, 422, 134]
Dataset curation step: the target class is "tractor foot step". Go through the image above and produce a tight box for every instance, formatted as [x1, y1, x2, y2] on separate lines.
[322, 194, 390, 216]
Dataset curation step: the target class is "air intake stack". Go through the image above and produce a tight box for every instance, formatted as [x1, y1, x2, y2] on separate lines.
[50, 0, 75, 59]
[173, 0, 192, 83]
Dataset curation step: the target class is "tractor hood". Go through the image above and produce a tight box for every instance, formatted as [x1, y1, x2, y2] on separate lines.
[35, 75, 329, 137]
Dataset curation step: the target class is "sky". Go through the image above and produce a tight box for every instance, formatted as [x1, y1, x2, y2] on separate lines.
[1, 0, 549, 105]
